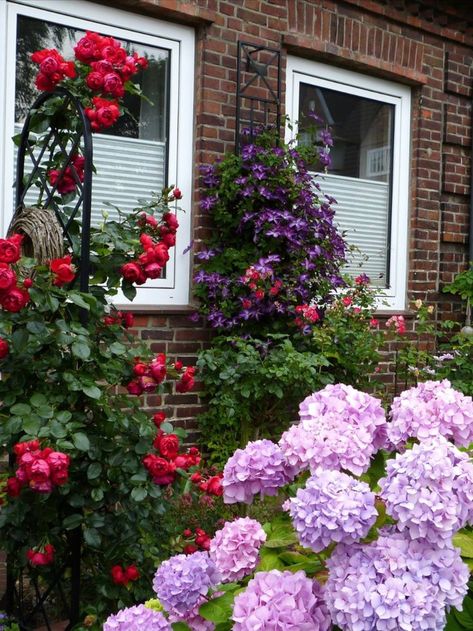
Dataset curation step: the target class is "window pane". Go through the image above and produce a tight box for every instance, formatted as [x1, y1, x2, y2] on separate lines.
[299, 83, 394, 286]
[14, 15, 169, 225]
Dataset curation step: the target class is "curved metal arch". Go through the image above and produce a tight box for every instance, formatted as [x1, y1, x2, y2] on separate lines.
[15, 86, 93, 293]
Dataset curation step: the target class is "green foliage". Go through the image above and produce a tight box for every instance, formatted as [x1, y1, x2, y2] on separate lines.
[0, 196, 188, 617]
[198, 279, 383, 465]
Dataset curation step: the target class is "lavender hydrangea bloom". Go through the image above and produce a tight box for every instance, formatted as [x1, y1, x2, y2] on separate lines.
[387, 379, 473, 448]
[379, 435, 473, 545]
[104, 604, 171, 630]
[282, 384, 387, 476]
[232, 570, 331, 630]
[153, 552, 220, 616]
[209, 517, 267, 582]
[222, 439, 294, 504]
[325, 528, 469, 631]
[285, 469, 377, 552]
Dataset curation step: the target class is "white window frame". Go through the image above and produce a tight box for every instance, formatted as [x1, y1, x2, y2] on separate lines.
[0, 0, 195, 307]
[286, 56, 411, 311]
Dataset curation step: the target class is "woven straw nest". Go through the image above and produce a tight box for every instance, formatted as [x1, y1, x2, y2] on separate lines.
[7, 206, 64, 264]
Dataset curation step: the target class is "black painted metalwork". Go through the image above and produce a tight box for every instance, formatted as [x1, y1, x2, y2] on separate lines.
[235, 41, 282, 153]
[6, 86, 92, 630]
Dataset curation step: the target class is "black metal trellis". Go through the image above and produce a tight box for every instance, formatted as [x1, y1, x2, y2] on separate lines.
[6, 87, 93, 630]
[235, 41, 282, 153]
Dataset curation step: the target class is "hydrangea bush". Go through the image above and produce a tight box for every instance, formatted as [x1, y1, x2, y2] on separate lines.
[106, 380, 473, 630]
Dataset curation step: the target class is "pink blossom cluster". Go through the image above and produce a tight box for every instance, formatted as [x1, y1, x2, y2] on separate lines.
[379, 436, 473, 545]
[232, 570, 330, 630]
[279, 383, 386, 476]
[387, 379, 473, 448]
[6, 439, 70, 495]
[209, 517, 267, 582]
[222, 439, 294, 504]
[385, 314, 406, 334]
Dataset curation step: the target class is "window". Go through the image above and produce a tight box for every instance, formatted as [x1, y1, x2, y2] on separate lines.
[286, 57, 411, 310]
[0, 0, 195, 306]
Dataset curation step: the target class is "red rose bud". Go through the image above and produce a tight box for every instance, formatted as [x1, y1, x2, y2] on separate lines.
[23, 278, 33, 289]
[6, 477, 22, 497]
[174, 361, 183, 371]
[50, 255, 75, 286]
[122, 312, 134, 328]
[153, 411, 166, 427]
[127, 380, 143, 396]
[110, 565, 127, 585]
[172, 187, 182, 200]
[0, 338, 9, 359]
[27, 545, 55, 566]
[163, 212, 179, 231]
[195, 534, 211, 550]
[133, 362, 148, 376]
[124, 564, 140, 582]
[183, 544, 198, 555]
[206, 475, 224, 497]
[183, 529, 193, 538]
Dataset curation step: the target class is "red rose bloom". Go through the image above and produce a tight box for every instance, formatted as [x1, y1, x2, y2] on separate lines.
[144, 263, 162, 279]
[121, 262, 142, 283]
[102, 72, 124, 97]
[85, 71, 104, 91]
[110, 565, 127, 585]
[153, 411, 166, 427]
[0, 263, 15, 290]
[122, 312, 134, 328]
[172, 187, 182, 200]
[183, 544, 198, 555]
[1, 287, 30, 312]
[6, 477, 22, 497]
[0, 235, 23, 264]
[127, 380, 144, 396]
[50, 255, 75, 286]
[206, 475, 224, 497]
[155, 433, 180, 460]
[125, 565, 140, 582]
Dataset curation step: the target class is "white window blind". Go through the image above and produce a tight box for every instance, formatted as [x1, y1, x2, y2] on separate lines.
[319, 173, 390, 284]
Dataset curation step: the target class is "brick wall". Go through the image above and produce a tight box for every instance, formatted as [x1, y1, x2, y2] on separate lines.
[97, 0, 473, 418]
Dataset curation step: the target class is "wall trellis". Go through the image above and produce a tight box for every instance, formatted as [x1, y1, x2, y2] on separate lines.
[235, 41, 282, 153]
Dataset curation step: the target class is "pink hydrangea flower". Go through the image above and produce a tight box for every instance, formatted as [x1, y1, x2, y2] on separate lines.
[280, 384, 387, 476]
[222, 439, 294, 504]
[387, 379, 473, 448]
[209, 517, 266, 582]
[232, 569, 330, 630]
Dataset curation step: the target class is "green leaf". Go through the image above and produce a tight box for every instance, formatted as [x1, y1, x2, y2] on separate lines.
[171, 623, 192, 631]
[73, 432, 90, 452]
[199, 592, 235, 624]
[63, 513, 83, 530]
[121, 282, 137, 302]
[87, 462, 102, 480]
[11, 329, 29, 353]
[84, 527, 101, 548]
[131, 487, 147, 502]
[91, 488, 104, 502]
[23, 415, 41, 435]
[72, 342, 91, 360]
[110, 342, 126, 355]
[49, 421, 68, 439]
[27, 320, 48, 336]
[30, 393, 47, 407]
[83, 385, 101, 399]
[10, 403, 31, 416]
[453, 532, 473, 558]
[68, 293, 91, 310]
[255, 547, 285, 571]
[264, 516, 298, 548]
